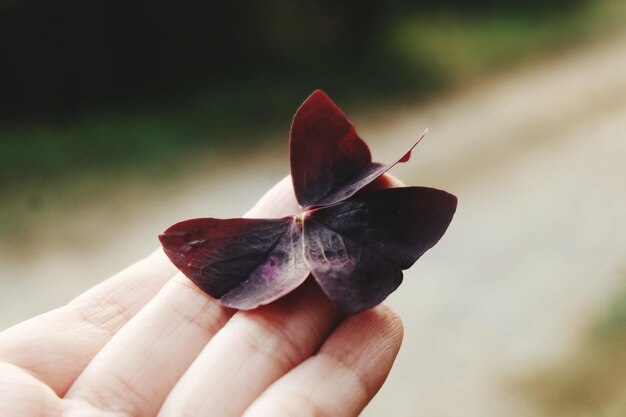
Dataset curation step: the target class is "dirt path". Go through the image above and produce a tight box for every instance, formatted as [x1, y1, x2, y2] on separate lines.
[2, 34, 626, 416]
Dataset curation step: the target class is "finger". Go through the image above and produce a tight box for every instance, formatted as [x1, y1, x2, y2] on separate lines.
[0, 249, 177, 396]
[61, 176, 303, 416]
[0, 174, 298, 396]
[242, 304, 404, 417]
[157, 280, 341, 417]
[0, 362, 63, 417]
[247, 175, 300, 218]
[64, 273, 233, 417]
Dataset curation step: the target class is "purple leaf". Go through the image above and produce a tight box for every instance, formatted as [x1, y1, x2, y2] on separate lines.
[302, 187, 457, 313]
[306, 187, 457, 269]
[290, 90, 371, 208]
[160, 90, 458, 314]
[290, 90, 426, 208]
[317, 131, 426, 206]
[220, 219, 310, 310]
[159, 217, 309, 309]
[302, 218, 403, 314]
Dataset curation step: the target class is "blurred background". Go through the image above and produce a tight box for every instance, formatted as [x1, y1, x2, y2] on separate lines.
[1, 0, 626, 415]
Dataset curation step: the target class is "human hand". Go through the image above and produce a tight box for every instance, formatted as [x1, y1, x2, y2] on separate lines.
[0, 175, 404, 417]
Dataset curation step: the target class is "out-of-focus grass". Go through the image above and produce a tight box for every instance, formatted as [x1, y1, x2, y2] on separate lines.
[2, 0, 626, 247]
[387, 0, 626, 83]
[0, 85, 304, 247]
[521, 275, 626, 417]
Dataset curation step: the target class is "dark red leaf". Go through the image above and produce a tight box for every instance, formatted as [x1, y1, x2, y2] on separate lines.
[290, 90, 371, 208]
[159, 217, 309, 309]
[220, 219, 310, 310]
[160, 90, 457, 314]
[314, 130, 426, 206]
[302, 218, 403, 314]
[290, 90, 426, 207]
[302, 187, 457, 313]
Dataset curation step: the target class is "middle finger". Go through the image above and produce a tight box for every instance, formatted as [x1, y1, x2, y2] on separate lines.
[158, 279, 340, 417]
[64, 273, 233, 417]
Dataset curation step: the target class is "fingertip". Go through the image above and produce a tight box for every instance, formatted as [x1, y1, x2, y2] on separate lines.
[347, 303, 404, 361]
[318, 303, 404, 396]
[241, 303, 404, 417]
[372, 303, 404, 347]
[245, 175, 300, 218]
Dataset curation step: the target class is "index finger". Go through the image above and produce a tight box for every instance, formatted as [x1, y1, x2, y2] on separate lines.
[0, 174, 299, 396]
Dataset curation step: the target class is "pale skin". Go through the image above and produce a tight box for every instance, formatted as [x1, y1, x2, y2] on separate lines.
[0, 174, 404, 417]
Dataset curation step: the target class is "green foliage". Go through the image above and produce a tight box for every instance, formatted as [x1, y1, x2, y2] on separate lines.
[384, 0, 626, 83]
[1, 0, 626, 244]
[596, 281, 626, 340]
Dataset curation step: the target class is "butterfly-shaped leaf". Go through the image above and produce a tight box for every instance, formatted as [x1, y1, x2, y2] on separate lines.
[160, 90, 457, 314]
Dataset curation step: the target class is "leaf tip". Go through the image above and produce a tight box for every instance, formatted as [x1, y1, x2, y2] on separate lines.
[398, 129, 428, 163]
